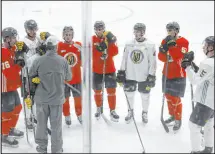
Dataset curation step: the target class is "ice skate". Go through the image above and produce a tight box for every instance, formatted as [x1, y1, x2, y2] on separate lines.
[9, 128, 24, 139]
[142, 111, 148, 124]
[110, 110, 119, 122]
[65, 115, 71, 126]
[95, 107, 102, 120]
[2, 135, 19, 148]
[125, 109, 134, 124]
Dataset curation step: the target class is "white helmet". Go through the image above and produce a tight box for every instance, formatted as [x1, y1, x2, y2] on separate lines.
[45, 35, 58, 50]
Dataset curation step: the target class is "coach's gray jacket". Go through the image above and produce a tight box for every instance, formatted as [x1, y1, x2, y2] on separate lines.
[29, 49, 72, 105]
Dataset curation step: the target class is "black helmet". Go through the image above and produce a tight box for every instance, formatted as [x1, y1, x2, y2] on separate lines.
[2, 27, 18, 40]
[24, 19, 38, 30]
[134, 23, 146, 31]
[204, 36, 214, 47]
[94, 21, 105, 29]
[166, 21, 180, 32]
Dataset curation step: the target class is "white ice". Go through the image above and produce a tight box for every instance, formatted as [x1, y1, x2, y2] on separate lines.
[2, 1, 214, 153]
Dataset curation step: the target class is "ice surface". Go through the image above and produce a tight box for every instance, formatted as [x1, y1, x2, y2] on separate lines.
[2, 1, 214, 153]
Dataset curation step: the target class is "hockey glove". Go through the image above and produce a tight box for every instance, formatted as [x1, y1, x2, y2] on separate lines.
[16, 41, 29, 53]
[40, 32, 51, 41]
[165, 35, 176, 47]
[36, 43, 47, 55]
[116, 70, 126, 84]
[96, 41, 108, 52]
[181, 51, 194, 69]
[24, 96, 32, 109]
[103, 31, 117, 43]
[146, 74, 156, 88]
[159, 44, 168, 53]
[32, 77, 40, 84]
[15, 58, 25, 68]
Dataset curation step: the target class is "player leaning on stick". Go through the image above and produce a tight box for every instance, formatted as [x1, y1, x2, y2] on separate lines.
[158, 21, 189, 132]
[92, 21, 120, 122]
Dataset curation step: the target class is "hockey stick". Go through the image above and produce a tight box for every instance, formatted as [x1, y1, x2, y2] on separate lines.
[20, 69, 31, 145]
[65, 82, 81, 95]
[100, 49, 111, 125]
[123, 87, 145, 153]
[25, 67, 36, 139]
[160, 53, 170, 133]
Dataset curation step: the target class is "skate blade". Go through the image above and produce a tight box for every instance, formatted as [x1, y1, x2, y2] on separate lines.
[2, 143, 19, 148]
[173, 129, 181, 134]
[125, 119, 133, 124]
[95, 116, 101, 120]
[8, 135, 24, 139]
[110, 117, 119, 122]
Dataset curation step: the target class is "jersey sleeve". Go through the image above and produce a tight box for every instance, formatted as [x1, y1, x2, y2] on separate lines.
[186, 61, 214, 85]
[120, 46, 128, 70]
[158, 39, 168, 62]
[2, 49, 21, 81]
[148, 44, 157, 76]
[107, 42, 118, 57]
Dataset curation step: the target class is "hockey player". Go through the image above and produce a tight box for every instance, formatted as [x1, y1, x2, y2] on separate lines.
[158, 21, 189, 131]
[92, 21, 119, 122]
[181, 36, 214, 153]
[116, 23, 157, 124]
[21, 19, 41, 129]
[28, 35, 72, 153]
[57, 26, 82, 125]
[1, 27, 30, 147]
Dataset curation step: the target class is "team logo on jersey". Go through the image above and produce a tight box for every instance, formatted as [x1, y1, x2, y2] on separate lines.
[181, 47, 187, 53]
[130, 49, 144, 64]
[64, 52, 78, 67]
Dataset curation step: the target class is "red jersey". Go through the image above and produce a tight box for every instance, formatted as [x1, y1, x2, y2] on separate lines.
[92, 35, 118, 74]
[158, 36, 189, 79]
[1, 46, 22, 92]
[57, 41, 82, 84]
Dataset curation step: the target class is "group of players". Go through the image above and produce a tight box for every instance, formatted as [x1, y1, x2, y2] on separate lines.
[1, 19, 214, 153]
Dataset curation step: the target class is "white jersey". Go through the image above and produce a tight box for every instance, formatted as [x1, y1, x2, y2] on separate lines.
[22, 36, 41, 75]
[186, 57, 214, 110]
[120, 38, 157, 82]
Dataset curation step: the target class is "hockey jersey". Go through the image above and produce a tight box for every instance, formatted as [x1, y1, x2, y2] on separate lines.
[57, 41, 82, 84]
[158, 36, 189, 79]
[1, 46, 22, 92]
[186, 57, 214, 110]
[22, 36, 41, 69]
[120, 38, 157, 82]
[92, 35, 118, 74]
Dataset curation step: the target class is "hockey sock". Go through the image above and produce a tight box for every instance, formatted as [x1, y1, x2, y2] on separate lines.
[106, 88, 116, 110]
[140, 93, 150, 112]
[94, 89, 102, 107]
[9, 104, 22, 128]
[1, 111, 13, 135]
[189, 121, 202, 152]
[74, 96, 82, 116]
[63, 97, 70, 116]
[125, 91, 135, 110]
[204, 118, 214, 148]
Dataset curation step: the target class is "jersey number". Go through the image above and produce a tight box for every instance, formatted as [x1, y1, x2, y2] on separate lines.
[2, 61, 10, 70]
[200, 70, 206, 77]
